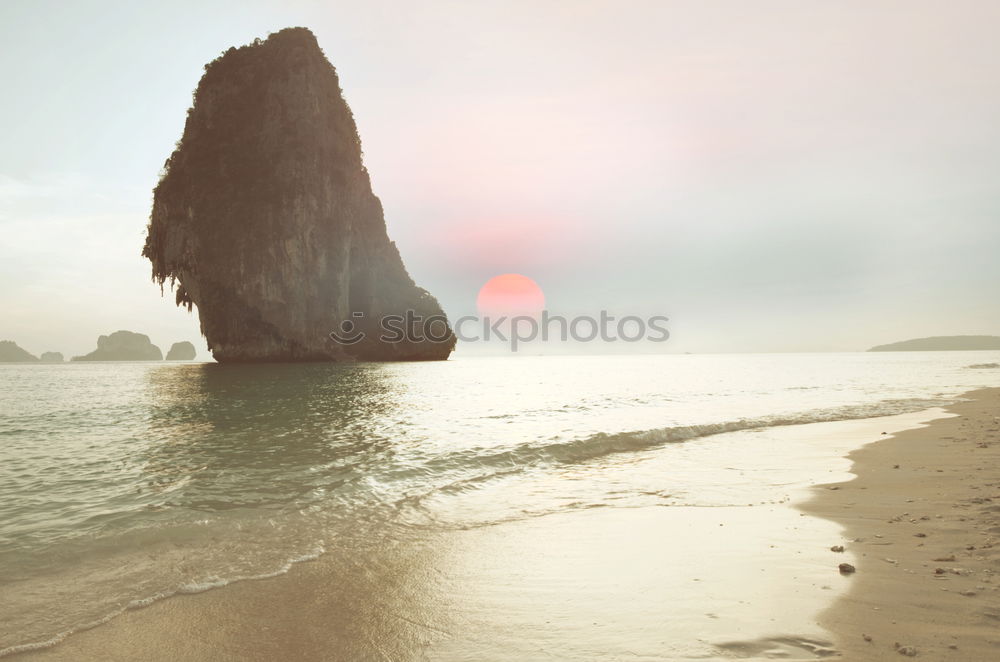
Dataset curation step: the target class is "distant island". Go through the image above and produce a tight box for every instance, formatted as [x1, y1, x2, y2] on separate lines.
[868, 336, 1000, 352]
[1, 335, 196, 363]
[0, 340, 39, 362]
[73, 331, 164, 361]
[166, 341, 197, 361]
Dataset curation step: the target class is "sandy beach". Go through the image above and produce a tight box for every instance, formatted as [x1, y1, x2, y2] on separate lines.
[7, 385, 998, 661]
[804, 387, 1000, 660]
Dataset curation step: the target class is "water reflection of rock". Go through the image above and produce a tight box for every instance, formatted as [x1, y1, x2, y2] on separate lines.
[138, 363, 407, 519]
[23, 362, 456, 661]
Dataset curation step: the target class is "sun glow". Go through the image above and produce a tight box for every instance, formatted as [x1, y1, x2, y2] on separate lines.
[476, 274, 546, 318]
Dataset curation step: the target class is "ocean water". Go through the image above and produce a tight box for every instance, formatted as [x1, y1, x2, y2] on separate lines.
[1, 351, 999, 657]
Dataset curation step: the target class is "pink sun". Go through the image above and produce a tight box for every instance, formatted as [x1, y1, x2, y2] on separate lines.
[476, 274, 546, 318]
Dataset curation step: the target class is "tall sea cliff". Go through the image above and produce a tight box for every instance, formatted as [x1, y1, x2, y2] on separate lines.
[144, 28, 454, 362]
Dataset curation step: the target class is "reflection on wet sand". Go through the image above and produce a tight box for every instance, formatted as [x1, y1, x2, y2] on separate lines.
[27, 411, 949, 661]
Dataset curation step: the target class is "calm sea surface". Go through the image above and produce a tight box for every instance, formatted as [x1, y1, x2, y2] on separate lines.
[1, 352, 998, 656]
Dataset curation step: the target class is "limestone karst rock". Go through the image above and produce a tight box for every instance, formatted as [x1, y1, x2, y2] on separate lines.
[142, 27, 455, 363]
[166, 341, 197, 361]
[40, 352, 64, 363]
[72, 331, 163, 361]
[0, 341, 39, 362]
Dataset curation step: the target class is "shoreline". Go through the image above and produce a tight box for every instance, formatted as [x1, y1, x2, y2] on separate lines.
[802, 387, 1000, 660]
[7, 390, 998, 660]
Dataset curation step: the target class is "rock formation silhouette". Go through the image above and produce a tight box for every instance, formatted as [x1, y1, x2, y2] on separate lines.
[0, 341, 38, 362]
[869, 335, 1000, 352]
[166, 341, 197, 361]
[143, 28, 455, 363]
[73, 331, 163, 361]
[40, 352, 64, 363]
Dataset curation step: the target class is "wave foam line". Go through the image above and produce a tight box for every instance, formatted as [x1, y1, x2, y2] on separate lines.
[0, 545, 325, 658]
[423, 397, 950, 483]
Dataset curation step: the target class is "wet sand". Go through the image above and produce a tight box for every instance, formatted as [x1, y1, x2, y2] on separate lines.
[12, 391, 1000, 661]
[803, 387, 1000, 660]
[13, 503, 850, 661]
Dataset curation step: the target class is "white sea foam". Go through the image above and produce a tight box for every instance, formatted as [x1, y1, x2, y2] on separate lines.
[0, 544, 326, 658]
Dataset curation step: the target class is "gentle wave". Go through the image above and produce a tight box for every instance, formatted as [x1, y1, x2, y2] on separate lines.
[420, 397, 949, 480]
[0, 545, 325, 659]
[386, 396, 951, 532]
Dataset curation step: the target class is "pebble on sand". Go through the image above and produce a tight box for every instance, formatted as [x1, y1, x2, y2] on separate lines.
[838, 563, 856, 574]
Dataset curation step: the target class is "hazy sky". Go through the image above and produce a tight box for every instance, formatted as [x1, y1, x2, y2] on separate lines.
[2, 0, 999, 357]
